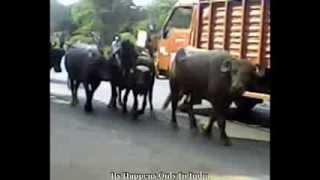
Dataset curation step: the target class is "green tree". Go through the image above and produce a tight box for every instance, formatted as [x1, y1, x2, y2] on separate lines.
[51, 0, 176, 47]
[71, 0, 97, 35]
[145, 0, 178, 32]
[92, 0, 146, 43]
[50, 0, 71, 34]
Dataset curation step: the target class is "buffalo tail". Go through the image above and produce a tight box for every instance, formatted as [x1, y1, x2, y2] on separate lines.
[67, 76, 71, 90]
[161, 93, 172, 110]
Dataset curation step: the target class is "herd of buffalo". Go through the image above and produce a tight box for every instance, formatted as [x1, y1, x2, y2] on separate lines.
[50, 40, 263, 146]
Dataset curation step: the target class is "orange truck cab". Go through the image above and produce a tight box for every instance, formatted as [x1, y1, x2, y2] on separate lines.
[155, 0, 270, 110]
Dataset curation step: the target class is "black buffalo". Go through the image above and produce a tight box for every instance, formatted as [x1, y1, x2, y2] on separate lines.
[64, 44, 115, 112]
[64, 40, 138, 112]
[122, 54, 155, 119]
[50, 42, 65, 72]
[164, 47, 262, 146]
[112, 40, 139, 108]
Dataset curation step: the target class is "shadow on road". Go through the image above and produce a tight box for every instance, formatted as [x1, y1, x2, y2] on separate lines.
[191, 107, 270, 128]
[50, 93, 269, 179]
[50, 93, 269, 145]
[50, 78, 270, 128]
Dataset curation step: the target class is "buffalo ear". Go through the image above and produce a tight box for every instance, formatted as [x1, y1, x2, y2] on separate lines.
[220, 59, 232, 73]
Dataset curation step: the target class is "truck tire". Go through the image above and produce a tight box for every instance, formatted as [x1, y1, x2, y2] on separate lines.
[234, 97, 261, 113]
[156, 69, 169, 79]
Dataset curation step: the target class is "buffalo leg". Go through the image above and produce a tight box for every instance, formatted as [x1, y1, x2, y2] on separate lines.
[203, 104, 231, 146]
[84, 81, 100, 113]
[122, 88, 130, 113]
[70, 79, 77, 106]
[179, 94, 190, 112]
[111, 83, 118, 109]
[118, 87, 123, 107]
[202, 114, 215, 140]
[107, 82, 117, 109]
[170, 77, 180, 125]
[186, 97, 197, 129]
[91, 81, 100, 95]
[171, 90, 179, 125]
[84, 82, 93, 112]
[138, 93, 147, 115]
[161, 93, 171, 110]
[148, 88, 155, 119]
[217, 113, 231, 146]
[132, 91, 139, 119]
[148, 81, 154, 112]
[73, 81, 80, 105]
[69, 79, 75, 105]
[203, 107, 217, 136]
[215, 103, 232, 146]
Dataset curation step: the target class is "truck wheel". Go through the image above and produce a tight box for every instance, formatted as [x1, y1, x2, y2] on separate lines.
[156, 69, 169, 79]
[234, 97, 261, 113]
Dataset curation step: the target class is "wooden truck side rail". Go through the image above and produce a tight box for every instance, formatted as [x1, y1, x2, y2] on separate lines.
[193, 0, 270, 66]
[194, 0, 270, 102]
[155, 0, 270, 103]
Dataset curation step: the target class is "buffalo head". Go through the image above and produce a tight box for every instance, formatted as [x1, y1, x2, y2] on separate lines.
[220, 58, 262, 97]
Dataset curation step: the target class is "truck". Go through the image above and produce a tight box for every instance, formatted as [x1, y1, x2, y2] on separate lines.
[154, 0, 270, 112]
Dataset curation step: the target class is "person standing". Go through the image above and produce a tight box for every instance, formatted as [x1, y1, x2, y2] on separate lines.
[59, 31, 66, 49]
[111, 34, 122, 67]
[111, 34, 121, 54]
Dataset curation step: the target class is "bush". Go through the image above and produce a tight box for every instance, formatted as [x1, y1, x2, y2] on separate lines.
[120, 32, 137, 45]
[67, 34, 94, 44]
[102, 46, 112, 56]
[131, 19, 148, 36]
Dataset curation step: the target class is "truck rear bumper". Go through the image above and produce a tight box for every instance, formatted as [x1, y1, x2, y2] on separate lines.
[243, 91, 270, 101]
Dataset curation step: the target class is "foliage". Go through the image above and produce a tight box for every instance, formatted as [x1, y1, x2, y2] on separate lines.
[67, 34, 95, 44]
[50, 0, 72, 33]
[145, 0, 178, 32]
[71, 0, 97, 36]
[120, 32, 137, 44]
[131, 19, 149, 36]
[102, 46, 112, 56]
[51, 0, 179, 47]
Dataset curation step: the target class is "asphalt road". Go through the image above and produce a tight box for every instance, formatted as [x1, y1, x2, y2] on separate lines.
[50, 59, 270, 180]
